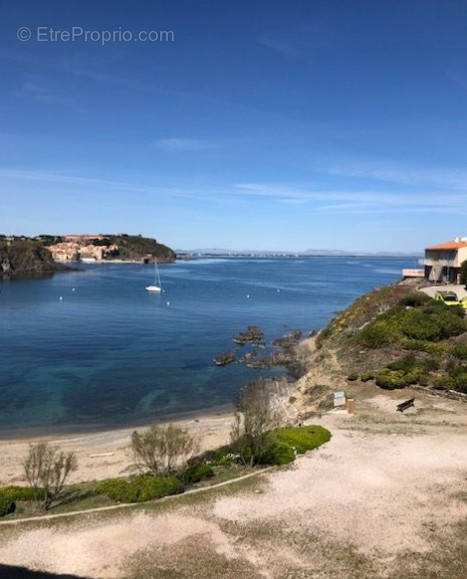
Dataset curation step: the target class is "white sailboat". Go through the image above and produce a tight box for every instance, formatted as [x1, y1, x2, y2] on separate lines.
[145, 260, 162, 292]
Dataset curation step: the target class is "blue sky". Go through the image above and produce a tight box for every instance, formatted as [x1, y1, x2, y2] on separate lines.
[1, 0, 467, 252]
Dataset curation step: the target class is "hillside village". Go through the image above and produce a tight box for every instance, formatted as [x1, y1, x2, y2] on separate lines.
[0, 233, 176, 277]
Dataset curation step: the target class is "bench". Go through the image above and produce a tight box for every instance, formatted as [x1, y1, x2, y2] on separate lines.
[396, 398, 415, 412]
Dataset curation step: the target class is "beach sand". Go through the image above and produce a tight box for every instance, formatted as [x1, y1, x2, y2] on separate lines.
[0, 411, 233, 486]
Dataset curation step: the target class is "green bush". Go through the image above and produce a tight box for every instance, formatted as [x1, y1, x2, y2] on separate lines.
[374, 368, 422, 389]
[95, 474, 184, 503]
[258, 425, 330, 466]
[182, 463, 215, 484]
[260, 442, 296, 465]
[347, 372, 358, 381]
[433, 376, 448, 390]
[452, 343, 467, 360]
[271, 425, 331, 455]
[432, 312, 466, 339]
[359, 320, 399, 348]
[0, 485, 45, 502]
[0, 495, 15, 517]
[400, 310, 441, 341]
[446, 364, 467, 393]
[399, 292, 431, 307]
[358, 300, 466, 349]
[0, 485, 49, 517]
[387, 354, 416, 372]
[360, 371, 375, 382]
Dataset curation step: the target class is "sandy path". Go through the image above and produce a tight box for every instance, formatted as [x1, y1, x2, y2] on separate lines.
[0, 411, 232, 485]
[1, 390, 465, 578]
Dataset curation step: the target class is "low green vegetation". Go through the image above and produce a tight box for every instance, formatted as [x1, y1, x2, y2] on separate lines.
[359, 300, 465, 349]
[0, 412, 331, 518]
[338, 291, 467, 393]
[96, 234, 175, 262]
[316, 282, 419, 348]
[95, 474, 184, 503]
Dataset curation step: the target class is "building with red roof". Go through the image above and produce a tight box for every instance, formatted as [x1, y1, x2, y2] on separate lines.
[425, 237, 467, 283]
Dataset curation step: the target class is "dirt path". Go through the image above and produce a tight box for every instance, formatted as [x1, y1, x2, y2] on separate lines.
[0, 467, 272, 527]
[1, 388, 465, 578]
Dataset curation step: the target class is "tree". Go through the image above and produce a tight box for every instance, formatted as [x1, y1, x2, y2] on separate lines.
[131, 423, 198, 476]
[230, 378, 283, 466]
[460, 260, 467, 287]
[23, 442, 77, 510]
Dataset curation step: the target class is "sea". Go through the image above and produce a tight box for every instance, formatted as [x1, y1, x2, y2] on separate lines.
[0, 256, 419, 436]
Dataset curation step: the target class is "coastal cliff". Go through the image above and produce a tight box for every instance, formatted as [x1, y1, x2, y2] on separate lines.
[0, 233, 176, 277]
[0, 238, 67, 278]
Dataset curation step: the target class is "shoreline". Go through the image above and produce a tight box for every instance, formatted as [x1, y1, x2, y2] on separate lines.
[0, 402, 234, 442]
[0, 407, 235, 486]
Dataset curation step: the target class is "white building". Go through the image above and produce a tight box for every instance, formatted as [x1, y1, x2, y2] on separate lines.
[424, 237, 467, 283]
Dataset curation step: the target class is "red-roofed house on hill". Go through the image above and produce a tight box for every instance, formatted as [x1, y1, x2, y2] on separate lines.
[424, 237, 467, 283]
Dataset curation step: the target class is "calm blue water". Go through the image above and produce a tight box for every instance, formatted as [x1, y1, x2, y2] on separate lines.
[0, 257, 418, 435]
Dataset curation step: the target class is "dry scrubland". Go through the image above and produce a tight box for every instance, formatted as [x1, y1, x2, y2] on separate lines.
[0, 280, 466, 578]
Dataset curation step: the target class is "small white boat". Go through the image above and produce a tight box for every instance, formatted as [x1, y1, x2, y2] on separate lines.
[145, 260, 162, 292]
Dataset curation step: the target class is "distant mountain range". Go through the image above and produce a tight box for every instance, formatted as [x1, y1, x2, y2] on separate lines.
[177, 248, 423, 257]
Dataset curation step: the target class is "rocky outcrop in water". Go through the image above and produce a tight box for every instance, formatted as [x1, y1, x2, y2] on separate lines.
[233, 326, 265, 346]
[212, 350, 236, 366]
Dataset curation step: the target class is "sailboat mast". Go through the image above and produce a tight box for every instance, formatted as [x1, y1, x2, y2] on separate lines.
[155, 259, 161, 287]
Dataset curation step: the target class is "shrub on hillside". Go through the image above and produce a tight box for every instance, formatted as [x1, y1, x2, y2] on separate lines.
[95, 474, 184, 503]
[387, 354, 417, 372]
[0, 495, 15, 517]
[359, 319, 399, 348]
[400, 310, 441, 341]
[374, 368, 423, 389]
[259, 425, 331, 466]
[0, 485, 45, 502]
[23, 442, 77, 510]
[230, 378, 283, 466]
[131, 423, 198, 476]
[260, 442, 296, 465]
[359, 302, 466, 349]
[271, 425, 331, 454]
[399, 292, 431, 307]
[182, 462, 215, 484]
[452, 343, 467, 360]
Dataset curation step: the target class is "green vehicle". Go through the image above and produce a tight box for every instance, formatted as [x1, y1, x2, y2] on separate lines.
[434, 291, 461, 307]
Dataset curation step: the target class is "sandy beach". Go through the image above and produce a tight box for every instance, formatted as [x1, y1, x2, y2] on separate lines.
[0, 411, 233, 486]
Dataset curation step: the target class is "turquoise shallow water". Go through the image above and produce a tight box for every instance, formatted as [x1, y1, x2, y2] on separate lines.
[0, 257, 418, 435]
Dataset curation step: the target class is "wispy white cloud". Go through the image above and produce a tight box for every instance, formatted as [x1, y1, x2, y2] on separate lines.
[2, 169, 467, 216]
[327, 160, 467, 190]
[234, 182, 467, 214]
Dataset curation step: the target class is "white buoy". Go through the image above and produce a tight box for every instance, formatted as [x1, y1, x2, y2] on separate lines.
[72, 288, 76, 292]
[59, 296, 63, 301]
[277, 288, 280, 293]
[246, 294, 250, 299]
[166, 301, 170, 306]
